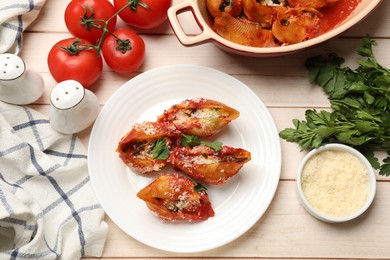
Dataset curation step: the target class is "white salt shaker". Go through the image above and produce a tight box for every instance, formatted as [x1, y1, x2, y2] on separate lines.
[49, 80, 99, 134]
[0, 53, 44, 105]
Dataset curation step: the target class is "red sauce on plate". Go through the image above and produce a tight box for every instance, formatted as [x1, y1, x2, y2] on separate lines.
[319, 0, 362, 32]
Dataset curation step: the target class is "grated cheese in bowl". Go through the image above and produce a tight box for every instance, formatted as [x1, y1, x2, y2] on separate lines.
[296, 144, 376, 223]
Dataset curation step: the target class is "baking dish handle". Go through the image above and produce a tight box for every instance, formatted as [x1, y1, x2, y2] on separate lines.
[167, 0, 212, 45]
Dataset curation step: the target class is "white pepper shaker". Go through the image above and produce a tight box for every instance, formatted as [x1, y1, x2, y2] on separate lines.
[49, 80, 99, 134]
[0, 53, 44, 105]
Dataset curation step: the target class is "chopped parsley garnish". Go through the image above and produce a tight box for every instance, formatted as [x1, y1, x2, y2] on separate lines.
[152, 138, 170, 160]
[201, 140, 222, 151]
[181, 134, 223, 151]
[181, 134, 200, 148]
[194, 183, 207, 191]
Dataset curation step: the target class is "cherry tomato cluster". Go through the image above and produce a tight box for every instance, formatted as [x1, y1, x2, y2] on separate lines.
[47, 0, 172, 88]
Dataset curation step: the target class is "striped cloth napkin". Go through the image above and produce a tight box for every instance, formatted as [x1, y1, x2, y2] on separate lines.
[0, 0, 47, 54]
[0, 102, 108, 259]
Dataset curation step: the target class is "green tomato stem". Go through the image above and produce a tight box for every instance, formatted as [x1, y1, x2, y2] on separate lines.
[77, 0, 150, 56]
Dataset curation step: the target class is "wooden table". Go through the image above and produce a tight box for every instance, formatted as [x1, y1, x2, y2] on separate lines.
[21, 0, 390, 259]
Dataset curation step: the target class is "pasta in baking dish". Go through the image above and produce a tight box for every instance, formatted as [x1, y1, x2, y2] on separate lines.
[207, 0, 361, 47]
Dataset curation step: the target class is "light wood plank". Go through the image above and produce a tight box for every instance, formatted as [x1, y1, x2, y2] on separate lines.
[19, 33, 390, 111]
[20, 33, 390, 78]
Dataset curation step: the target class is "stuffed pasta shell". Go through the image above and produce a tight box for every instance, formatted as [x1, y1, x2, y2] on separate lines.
[116, 121, 181, 174]
[157, 98, 240, 137]
[137, 173, 215, 221]
[168, 145, 251, 185]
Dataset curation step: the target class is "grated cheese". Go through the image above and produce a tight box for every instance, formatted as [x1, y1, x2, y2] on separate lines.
[301, 150, 369, 218]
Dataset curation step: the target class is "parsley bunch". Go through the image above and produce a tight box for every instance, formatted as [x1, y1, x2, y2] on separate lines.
[279, 36, 390, 176]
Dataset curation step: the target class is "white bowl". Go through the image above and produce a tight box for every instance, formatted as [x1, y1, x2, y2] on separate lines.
[168, 0, 382, 57]
[296, 144, 376, 223]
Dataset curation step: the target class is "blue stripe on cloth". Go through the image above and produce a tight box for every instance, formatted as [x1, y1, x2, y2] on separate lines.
[65, 134, 78, 166]
[44, 135, 87, 166]
[0, 142, 62, 190]
[0, 188, 14, 215]
[28, 0, 34, 11]
[44, 236, 58, 257]
[38, 176, 91, 218]
[0, 22, 19, 31]
[13, 119, 49, 131]
[23, 107, 45, 151]
[0, 172, 23, 190]
[0, 1, 41, 20]
[12, 114, 87, 162]
[1, 217, 36, 231]
[7, 248, 55, 259]
[3, 205, 102, 259]
[16, 15, 23, 51]
[28, 144, 86, 255]
[10, 249, 19, 260]
[44, 149, 87, 160]
[0, 143, 28, 157]
[52, 204, 102, 256]
[10, 158, 61, 194]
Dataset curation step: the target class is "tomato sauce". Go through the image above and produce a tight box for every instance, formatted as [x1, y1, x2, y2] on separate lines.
[318, 0, 362, 32]
[206, 0, 363, 47]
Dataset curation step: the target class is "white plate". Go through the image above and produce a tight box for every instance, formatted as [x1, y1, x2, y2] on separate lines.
[88, 64, 281, 253]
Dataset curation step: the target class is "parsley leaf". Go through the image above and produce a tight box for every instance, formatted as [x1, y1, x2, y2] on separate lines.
[194, 183, 207, 191]
[152, 138, 170, 160]
[280, 36, 390, 176]
[380, 155, 390, 176]
[356, 35, 376, 58]
[181, 134, 223, 151]
[181, 134, 201, 148]
[201, 140, 222, 151]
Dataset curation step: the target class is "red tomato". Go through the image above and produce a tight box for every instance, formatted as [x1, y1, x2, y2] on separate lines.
[113, 0, 172, 29]
[65, 0, 117, 44]
[101, 28, 145, 74]
[47, 38, 103, 88]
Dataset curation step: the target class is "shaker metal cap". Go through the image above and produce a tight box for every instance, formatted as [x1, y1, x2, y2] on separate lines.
[0, 53, 25, 80]
[50, 80, 85, 110]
